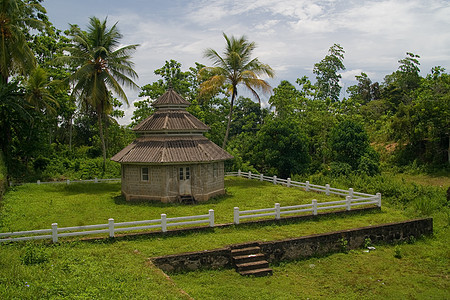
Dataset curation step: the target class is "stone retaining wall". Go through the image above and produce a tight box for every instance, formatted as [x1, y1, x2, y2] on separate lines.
[151, 218, 433, 273]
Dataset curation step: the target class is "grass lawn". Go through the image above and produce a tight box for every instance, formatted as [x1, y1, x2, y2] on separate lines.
[0, 177, 379, 232]
[0, 176, 448, 299]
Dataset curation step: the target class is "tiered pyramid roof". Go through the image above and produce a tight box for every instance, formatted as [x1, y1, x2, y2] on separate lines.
[111, 88, 232, 164]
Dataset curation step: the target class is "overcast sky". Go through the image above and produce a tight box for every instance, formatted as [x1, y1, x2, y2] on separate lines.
[43, 0, 450, 125]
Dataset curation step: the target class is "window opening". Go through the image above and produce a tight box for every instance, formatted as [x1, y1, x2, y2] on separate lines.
[142, 167, 149, 181]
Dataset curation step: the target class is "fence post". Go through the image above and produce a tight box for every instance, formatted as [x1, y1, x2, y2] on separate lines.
[306, 181, 310, 192]
[94, 177, 98, 183]
[234, 207, 240, 225]
[161, 214, 167, 232]
[275, 203, 280, 220]
[37, 180, 40, 185]
[51, 223, 58, 243]
[377, 193, 382, 207]
[209, 209, 214, 227]
[238, 169, 241, 177]
[346, 196, 352, 211]
[108, 218, 115, 238]
[312, 200, 317, 215]
[248, 171, 252, 179]
[273, 175, 277, 185]
[66, 179, 70, 185]
[287, 178, 291, 187]
[348, 188, 354, 199]
[326, 184, 330, 196]
[260, 174, 263, 181]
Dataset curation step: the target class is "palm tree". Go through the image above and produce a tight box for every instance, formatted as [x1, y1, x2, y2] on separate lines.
[200, 33, 274, 148]
[0, 0, 45, 83]
[25, 67, 59, 114]
[61, 17, 139, 170]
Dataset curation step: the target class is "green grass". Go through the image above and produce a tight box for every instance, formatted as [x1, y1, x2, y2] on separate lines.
[0, 176, 448, 299]
[0, 177, 363, 232]
[171, 232, 449, 299]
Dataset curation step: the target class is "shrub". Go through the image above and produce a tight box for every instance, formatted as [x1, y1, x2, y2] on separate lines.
[21, 244, 48, 265]
[329, 162, 353, 177]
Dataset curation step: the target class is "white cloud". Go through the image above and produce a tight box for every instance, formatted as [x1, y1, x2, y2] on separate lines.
[43, 0, 450, 125]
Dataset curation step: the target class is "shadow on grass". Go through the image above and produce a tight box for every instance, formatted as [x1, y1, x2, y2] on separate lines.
[112, 191, 233, 208]
[60, 182, 121, 195]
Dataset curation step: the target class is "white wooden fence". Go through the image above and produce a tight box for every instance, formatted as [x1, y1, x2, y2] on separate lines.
[227, 170, 381, 224]
[233, 196, 381, 224]
[0, 210, 214, 243]
[1, 170, 381, 243]
[226, 170, 378, 200]
[9, 177, 121, 187]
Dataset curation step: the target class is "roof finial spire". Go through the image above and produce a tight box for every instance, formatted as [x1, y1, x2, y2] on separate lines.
[168, 80, 173, 90]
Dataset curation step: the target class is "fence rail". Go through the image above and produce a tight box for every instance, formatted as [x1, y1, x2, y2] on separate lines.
[0, 210, 214, 243]
[9, 177, 121, 187]
[227, 170, 381, 224]
[1, 170, 381, 244]
[226, 170, 379, 200]
[233, 195, 381, 224]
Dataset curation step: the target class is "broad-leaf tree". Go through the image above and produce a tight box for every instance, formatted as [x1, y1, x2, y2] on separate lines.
[313, 43, 345, 102]
[61, 17, 139, 170]
[200, 33, 274, 148]
[253, 118, 310, 178]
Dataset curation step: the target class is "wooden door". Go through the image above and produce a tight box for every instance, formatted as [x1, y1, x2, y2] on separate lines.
[178, 166, 191, 195]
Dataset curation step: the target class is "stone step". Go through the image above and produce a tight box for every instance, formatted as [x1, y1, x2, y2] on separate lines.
[239, 267, 273, 277]
[236, 260, 269, 272]
[230, 242, 260, 250]
[232, 253, 266, 264]
[231, 246, 261, 256]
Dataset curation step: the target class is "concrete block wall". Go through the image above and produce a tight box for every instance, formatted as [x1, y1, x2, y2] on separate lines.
[121, 162, 226, 202]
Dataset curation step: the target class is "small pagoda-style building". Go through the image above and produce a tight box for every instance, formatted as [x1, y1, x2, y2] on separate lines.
[111, 88, 233, 202]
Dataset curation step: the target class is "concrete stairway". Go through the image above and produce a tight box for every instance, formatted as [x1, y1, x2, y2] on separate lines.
[230, 242, 272, 277]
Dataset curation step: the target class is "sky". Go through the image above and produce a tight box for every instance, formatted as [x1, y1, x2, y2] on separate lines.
[43, 0, 450, 125]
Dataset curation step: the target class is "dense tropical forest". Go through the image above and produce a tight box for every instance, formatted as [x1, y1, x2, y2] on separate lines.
[0, 0, 448, 184]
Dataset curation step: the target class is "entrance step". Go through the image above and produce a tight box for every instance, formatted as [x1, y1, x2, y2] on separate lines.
[230, 242, 272, 277]
[179, 195, 196, 204]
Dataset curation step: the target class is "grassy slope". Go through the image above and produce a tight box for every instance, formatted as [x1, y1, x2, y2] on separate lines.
[0, 176, 448, 299]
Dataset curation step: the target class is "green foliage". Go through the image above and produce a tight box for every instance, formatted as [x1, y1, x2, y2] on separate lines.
[0, 176, 448, 299]
[39, 156, 121, 181]
[313, 43, 345, 102]
[393, 245, 402, 259]
[0, 0, 46, 83]
[253, 118, 310, 178]
[330, 120, 369, 168]
[61, 16, 139, 169]
[329, 162, 353, 177]
[200, 33, 274, 147]
[21, 243, 48, 265]
[363, 237, 372, 248]
[269, 80, 304, 120]
[329, 119, 380, 175]
[0, 151, 6, 181]
[339, 236, 349, 253]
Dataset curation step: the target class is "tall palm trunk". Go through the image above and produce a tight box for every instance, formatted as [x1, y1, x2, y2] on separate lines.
[222, 89, 237, 148]
[97, 112, 107, 172]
